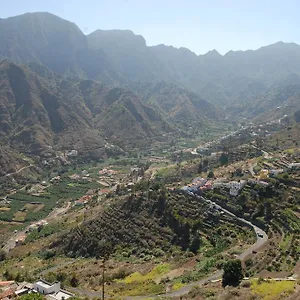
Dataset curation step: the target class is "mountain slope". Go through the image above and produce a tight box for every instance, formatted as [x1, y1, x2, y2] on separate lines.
[0, 12, 87, 74]
[0, 60, 175, 156]
[228, 84, 300, 122]
[2, 13, 300, 118]
[57, 189, 247, 258]
[87, 30, 169, 82]
[129, 81, 222, 129]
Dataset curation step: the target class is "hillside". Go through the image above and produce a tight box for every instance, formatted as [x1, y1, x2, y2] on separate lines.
[228, 84, 300, 122]
[0, 145, 29, 177]
[58, 188, 251, 258]
[0, 60, 178, 157]
[87, 30, 169, 82]
[129, 81, 222, 130]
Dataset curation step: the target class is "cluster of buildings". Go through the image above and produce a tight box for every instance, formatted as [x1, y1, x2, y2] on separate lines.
[211, 180, 247, 196]
[69, 171, 93, 182]
[0, 280, 74, 300]
[182, 177, 213, 194]
[183, 176, 270, 198]
[75, 195, 92, 206]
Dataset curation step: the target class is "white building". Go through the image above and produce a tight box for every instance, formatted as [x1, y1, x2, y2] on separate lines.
[82, 170, 89, 176]
[33, 280, 60, 295]
[33, 280, 73, 300]
[66, 150, 78, 157]
[269, 169, 284, 176]
[229, 181, 246, 196]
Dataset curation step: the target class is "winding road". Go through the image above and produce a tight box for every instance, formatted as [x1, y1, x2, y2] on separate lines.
[123, 195, 268, 299]
[69, 194, 268, 300]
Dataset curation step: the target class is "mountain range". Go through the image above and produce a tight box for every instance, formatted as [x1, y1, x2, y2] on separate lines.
[0, 12, 300, 160]
[2, 12, 300, 108]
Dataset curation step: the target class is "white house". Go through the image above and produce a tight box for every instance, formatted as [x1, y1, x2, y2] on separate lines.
[33, 280, 60, 295]
[66, 150, 78, 157]
[33, 280, 73, 300]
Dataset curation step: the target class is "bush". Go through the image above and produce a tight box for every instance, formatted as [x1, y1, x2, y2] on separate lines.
[70, 274, 79, 287]
[0, 250, 6, 261]
[241, 280, 251, 288]
[208, 170, 215, 178]
[113, 268, 128, 280]
[39, 250, 56, 260]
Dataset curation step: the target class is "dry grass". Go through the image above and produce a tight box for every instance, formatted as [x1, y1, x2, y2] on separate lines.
[251, 279, 296, 300]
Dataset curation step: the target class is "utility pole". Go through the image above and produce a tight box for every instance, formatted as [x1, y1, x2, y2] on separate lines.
[102, 257, 106, 300]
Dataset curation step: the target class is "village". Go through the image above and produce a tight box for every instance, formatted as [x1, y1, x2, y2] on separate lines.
[182, 148, 300, 198]
[0, 121, 299, 300]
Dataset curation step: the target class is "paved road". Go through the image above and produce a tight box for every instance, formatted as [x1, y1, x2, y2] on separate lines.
[2, 202, 71, 252]
[69, 194, 268, 300]
[124, 195, 268, 300]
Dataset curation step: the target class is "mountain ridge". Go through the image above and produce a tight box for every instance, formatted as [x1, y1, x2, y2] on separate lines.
[2, 12, 300, 108]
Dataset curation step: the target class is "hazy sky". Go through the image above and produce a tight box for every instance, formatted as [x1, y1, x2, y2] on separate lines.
[1, 0, 299, 55]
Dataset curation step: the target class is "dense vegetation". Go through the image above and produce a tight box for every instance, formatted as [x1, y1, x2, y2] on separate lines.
[59, 185, 252, 258]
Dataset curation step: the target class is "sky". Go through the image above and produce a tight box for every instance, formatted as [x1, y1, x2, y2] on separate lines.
[0, 0, 299, 55]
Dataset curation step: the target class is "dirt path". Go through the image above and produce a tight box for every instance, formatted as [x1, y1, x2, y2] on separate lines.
[37, 259, 76, 277]
[0, 164, 33, 178]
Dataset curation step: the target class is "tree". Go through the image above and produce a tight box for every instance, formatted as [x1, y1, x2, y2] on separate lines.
[222, 259, 243, 287]
[0, 250, 6, 261]
[19, 294, 44, 300]
[207, 170, 215, 178]
[70, 274, 79, 287]
[219, 153, 229, 165]
[3, 269, 13, 280]
[198, 159, 209, 173]
[189, 235, 201, 254]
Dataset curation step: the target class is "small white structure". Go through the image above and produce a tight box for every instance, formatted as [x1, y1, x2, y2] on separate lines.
[34, 280, 60, 295]
[229, 180, 246, 196]
[82, 170, 89, 176]
[269, 169, 284, 176]
[66, 150, 78, 157]
[33, 280, 73, 300]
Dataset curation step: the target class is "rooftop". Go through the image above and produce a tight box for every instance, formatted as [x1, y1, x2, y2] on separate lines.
[35, 280, 52, 289]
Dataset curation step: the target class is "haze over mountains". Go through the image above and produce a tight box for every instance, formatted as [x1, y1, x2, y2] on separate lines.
[2, 12, 300, 104]
[0, 12, 300, 161]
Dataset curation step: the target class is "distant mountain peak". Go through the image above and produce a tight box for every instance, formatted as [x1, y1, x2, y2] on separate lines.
[203, 49, 222, 58]
[88, 29, 146, 47]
